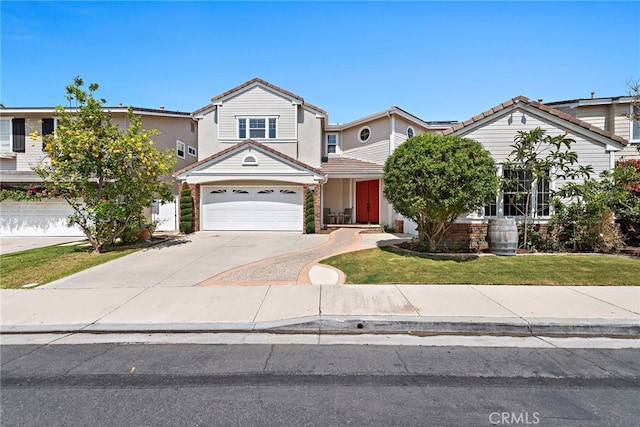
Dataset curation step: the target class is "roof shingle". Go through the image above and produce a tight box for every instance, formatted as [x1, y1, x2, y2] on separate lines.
[440, 96, 628, 146]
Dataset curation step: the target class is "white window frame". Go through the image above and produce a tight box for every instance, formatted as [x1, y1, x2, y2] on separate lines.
[488, 165, 551, 219]
[0, 117, 13, 153]
[326, 133, 338, 154]
[187, 145, 197, 157]
[358, 126, 371, 143]
[630, 105, 640, 143]
[406, 126, 415, 138]
[237, 116, 278, 140]
[176, 140, 186, 159]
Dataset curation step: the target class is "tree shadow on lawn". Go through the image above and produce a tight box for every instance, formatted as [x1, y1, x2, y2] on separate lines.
[382, 245, 479, 263]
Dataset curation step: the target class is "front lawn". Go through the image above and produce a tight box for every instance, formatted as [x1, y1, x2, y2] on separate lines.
[321, 246, 640, 285]
[0, 243, 142, 289]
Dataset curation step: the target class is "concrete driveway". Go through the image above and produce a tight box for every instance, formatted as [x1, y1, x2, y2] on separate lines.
[40, 232, 330, 289]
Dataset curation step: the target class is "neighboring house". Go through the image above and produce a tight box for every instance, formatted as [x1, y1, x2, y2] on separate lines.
[0, 107, 197, 236]
[401, 96, 628, 250]
[545, 95, 639, 159]
[176, 78, 451, 232]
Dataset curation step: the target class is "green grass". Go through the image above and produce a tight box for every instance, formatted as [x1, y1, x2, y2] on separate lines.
[321, 246, 640, 285]
[0, 243, 141, 289]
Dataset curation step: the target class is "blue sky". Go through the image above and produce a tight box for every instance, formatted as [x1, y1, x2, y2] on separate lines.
[2, 1, 639, 124]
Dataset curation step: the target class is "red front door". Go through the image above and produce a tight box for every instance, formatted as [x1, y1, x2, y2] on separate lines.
[356, 180, 379, 224]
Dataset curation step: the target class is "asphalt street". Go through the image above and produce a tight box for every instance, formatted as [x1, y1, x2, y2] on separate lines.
[2, 343, 638, 426]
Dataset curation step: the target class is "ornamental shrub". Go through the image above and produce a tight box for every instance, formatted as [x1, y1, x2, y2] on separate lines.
[383, 133, 498, 252]
[305, 188, 315, 233]
[179, 183, 194, 234]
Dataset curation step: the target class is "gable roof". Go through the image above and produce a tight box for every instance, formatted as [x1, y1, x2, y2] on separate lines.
[174, 139, 325, 178]
[193, 77, 328, 117]
[325, 105, 452, 131]
[441, 95, 628, 147]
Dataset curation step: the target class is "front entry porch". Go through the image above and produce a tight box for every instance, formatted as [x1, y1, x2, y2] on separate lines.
[322, 177, 390, 229]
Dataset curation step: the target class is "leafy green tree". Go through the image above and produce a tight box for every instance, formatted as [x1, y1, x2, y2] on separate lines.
[502, 127, 592, 249]
[383, 133, 498, 252]
[32, 77, 176, 253]
[179, 183, 194, 234]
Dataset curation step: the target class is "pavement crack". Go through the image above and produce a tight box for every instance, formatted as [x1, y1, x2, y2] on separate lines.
[568, 287, 639, 315]
[395, 285, 420, 316]
[79, 288, 148, 332]
[262, 344, 274, 374]
[0, 343, 49, 366]
[63, 345, 113, 376]
[252, 286, 271, 324]
[394, 348, 410, 374]
[469, 285, 533, 333]
[537, 337, 615, 377]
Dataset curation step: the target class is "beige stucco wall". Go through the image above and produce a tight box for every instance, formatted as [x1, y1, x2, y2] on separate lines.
[196, 109, 219, 160]
[297, 107, 323, 168]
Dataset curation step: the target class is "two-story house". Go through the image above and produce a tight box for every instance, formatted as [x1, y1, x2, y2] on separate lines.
[175, 78, 450, 232]
[0, 106, 197, 236]
[545, 94, 639, 159]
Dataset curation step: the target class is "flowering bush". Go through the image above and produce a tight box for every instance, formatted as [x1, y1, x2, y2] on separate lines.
[0, 187, 62, 202]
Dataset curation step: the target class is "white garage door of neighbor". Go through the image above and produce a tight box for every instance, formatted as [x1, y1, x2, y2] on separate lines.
[0, 200, 85, 236]
[202, 186, 303, 231]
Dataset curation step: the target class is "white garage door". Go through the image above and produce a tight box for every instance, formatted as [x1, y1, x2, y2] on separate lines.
[0, 200, 85, 236]
[202, 186, 303, 231]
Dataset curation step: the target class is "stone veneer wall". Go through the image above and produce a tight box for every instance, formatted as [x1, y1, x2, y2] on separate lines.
[438, 223, 489, 252]
[438, 222, 550, 252]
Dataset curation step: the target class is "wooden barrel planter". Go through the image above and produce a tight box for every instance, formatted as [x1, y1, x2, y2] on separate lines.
[487, 218, 518, 256]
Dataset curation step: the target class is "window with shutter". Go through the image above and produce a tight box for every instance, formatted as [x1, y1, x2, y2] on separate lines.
[42, 119, 55, 151]
[12, 118, 25, 153]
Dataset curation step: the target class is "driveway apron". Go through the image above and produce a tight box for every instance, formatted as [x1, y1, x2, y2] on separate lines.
[199, 228, 367, 286]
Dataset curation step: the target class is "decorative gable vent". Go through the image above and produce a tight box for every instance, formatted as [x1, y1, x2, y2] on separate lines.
[242, 155, 258, 166]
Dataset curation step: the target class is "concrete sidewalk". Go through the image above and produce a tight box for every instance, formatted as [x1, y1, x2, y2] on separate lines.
[2, 284, 638, 338]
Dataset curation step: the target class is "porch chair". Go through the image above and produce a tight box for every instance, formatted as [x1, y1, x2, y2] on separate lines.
[323, 208, 336, 224]
[337, 207, 353, 224]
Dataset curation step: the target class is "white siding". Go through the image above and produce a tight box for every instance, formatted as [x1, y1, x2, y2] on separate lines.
[218, 86, 297, 140]
[342, 140, 389, 165]
[201, 147, 301, 174]
[393, 117, 428, 149]
[0, 115, 50, 172]
[341, 117, 390, 152]
[460, 108, 612, 184]
[338, 116, 391, 164]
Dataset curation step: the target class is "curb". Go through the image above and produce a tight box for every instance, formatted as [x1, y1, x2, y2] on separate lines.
[2, 316, 638, 339]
